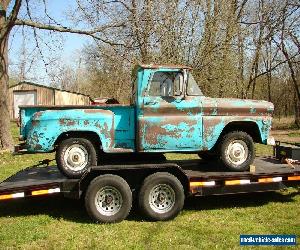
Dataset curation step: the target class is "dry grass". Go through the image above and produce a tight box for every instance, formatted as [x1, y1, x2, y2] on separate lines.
[271, 129, 300, 144]
[272, 116, 297, 130]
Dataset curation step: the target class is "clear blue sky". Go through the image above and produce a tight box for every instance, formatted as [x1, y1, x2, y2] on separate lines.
[9, 0, 93, 84]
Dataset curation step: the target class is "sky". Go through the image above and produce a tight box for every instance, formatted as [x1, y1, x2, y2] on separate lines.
[8, 0, 93, 84]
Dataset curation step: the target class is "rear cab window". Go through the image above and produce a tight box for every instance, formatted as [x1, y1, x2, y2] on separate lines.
[148, 71, 183, 97]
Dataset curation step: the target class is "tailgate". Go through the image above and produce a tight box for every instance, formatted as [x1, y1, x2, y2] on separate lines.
[19, 106, 50, 139]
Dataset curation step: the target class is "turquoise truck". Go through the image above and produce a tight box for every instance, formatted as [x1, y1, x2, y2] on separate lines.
[16, 64, 275, 178]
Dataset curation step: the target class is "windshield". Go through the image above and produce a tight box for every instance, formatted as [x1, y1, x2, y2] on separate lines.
[187, 74, 203, 96]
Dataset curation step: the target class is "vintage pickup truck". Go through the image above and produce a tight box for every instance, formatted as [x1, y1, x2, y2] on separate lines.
[16, 64, 275, 178]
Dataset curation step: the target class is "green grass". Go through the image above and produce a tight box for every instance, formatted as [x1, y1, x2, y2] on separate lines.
[11, 122, 20, 143]
[288, 132, 300, 138]
[0, 125, 299, 249]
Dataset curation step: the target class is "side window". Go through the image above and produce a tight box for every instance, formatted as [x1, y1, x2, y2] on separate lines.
[148, 72, 183, 97]
[187, 74, 203, 96]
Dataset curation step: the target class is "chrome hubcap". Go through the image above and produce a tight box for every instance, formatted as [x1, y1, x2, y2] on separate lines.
[226, 140, 248, 165]
[64, 144, 88, 171]
[95, 186, 123, 216]
[149, 184, 175, 214]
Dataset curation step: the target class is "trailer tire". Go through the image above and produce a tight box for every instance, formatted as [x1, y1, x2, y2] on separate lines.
[139, 172, 184, 221]
[56, 137, 97, 178]
[219, 131, 255, 171]
[85, 175, 132, 223]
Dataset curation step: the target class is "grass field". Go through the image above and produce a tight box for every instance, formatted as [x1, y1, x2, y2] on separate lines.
[0, 125, 299, 249]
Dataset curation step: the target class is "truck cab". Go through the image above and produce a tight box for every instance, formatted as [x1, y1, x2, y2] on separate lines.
[17, 64, 275, 178]
[134, 64, 203, 152]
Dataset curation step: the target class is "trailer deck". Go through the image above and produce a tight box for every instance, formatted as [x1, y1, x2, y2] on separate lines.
[179, 156, 300, 177]
[0, 157, 299, 200]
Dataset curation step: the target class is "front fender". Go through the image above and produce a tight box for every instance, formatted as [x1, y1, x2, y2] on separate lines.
[202, 116, 272, 149]
[26, 109, 115, 152]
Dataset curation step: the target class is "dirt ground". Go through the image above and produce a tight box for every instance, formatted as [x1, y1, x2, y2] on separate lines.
[271, 129, 300, 143]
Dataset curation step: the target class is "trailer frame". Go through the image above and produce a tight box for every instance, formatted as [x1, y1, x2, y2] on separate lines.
[0, 157, 299, 222]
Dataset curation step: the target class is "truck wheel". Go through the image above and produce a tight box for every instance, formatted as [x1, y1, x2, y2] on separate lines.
[139, 172, 184, 221]
[85, 175, 132, 223]
[219, 131, 255, 171]
[56, 137, 97, 178]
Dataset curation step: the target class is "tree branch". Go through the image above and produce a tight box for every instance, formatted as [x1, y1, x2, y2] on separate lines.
[14, 18, 127, 47]
[0, 0, 22, 40]
[105, 0, 133, 12]
[7, 0, 22, 26]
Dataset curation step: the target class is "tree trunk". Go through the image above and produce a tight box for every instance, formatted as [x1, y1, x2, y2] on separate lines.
[295, 97, 300, 128]
[0, 36, 13, 150]
[281, 44, 300, 127]
[0, 0, 21, 151]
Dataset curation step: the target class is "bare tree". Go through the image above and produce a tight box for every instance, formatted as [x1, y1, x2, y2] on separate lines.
[0, 0, 128, 151]
[2, 0, 300, 152]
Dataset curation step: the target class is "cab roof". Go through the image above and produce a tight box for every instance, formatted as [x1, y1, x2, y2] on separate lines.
[138, 64, 192, 70]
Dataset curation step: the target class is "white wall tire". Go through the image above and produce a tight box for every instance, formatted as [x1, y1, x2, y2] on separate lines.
[56, 137, 97, 178]
[220, 131, 255, 171]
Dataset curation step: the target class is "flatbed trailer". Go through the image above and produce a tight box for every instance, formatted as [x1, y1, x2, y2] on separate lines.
[0, 157, 299, 223]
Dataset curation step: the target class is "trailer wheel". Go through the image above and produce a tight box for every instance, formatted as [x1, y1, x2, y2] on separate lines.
[85, 175, 132, 223]
[56, 137, 97, 178]
[139, 172, 184, 221]
[219, 131, 255, 171]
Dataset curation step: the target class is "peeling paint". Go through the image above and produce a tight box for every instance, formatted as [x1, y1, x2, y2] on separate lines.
[19, 66, 274, 156]
[21, 107, 134, 153]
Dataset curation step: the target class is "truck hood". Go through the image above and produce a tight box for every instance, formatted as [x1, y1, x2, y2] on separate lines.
[202, 97, 274, 116]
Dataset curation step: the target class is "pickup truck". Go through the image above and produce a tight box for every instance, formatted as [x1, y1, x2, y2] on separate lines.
[16, 64, 275, 178]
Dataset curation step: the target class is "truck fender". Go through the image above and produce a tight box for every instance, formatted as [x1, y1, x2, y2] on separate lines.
[202, 117, 271, 150]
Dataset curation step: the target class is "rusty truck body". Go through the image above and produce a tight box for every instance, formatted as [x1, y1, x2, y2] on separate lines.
[16, 64, 275, 178]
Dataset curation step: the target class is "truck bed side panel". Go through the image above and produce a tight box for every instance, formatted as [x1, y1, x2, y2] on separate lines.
[21, 106, 135, 153]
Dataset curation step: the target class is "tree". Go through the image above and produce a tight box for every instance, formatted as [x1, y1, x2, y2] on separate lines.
[0, 0, 125, 151]
[0, 0, 21, 150]
[1, 0, 300, 152]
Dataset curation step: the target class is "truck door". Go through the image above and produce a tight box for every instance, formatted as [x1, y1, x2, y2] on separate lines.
[137, 69, 203, 152]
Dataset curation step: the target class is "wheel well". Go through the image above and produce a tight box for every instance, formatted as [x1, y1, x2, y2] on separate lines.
[54, 131, 102, 150]
[220, 121, 262, 143]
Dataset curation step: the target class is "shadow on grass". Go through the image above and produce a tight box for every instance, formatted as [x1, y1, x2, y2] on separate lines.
[0, 189, 298, 223]
[183, 190, 299, 212]
[0, 195, 91, 223]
